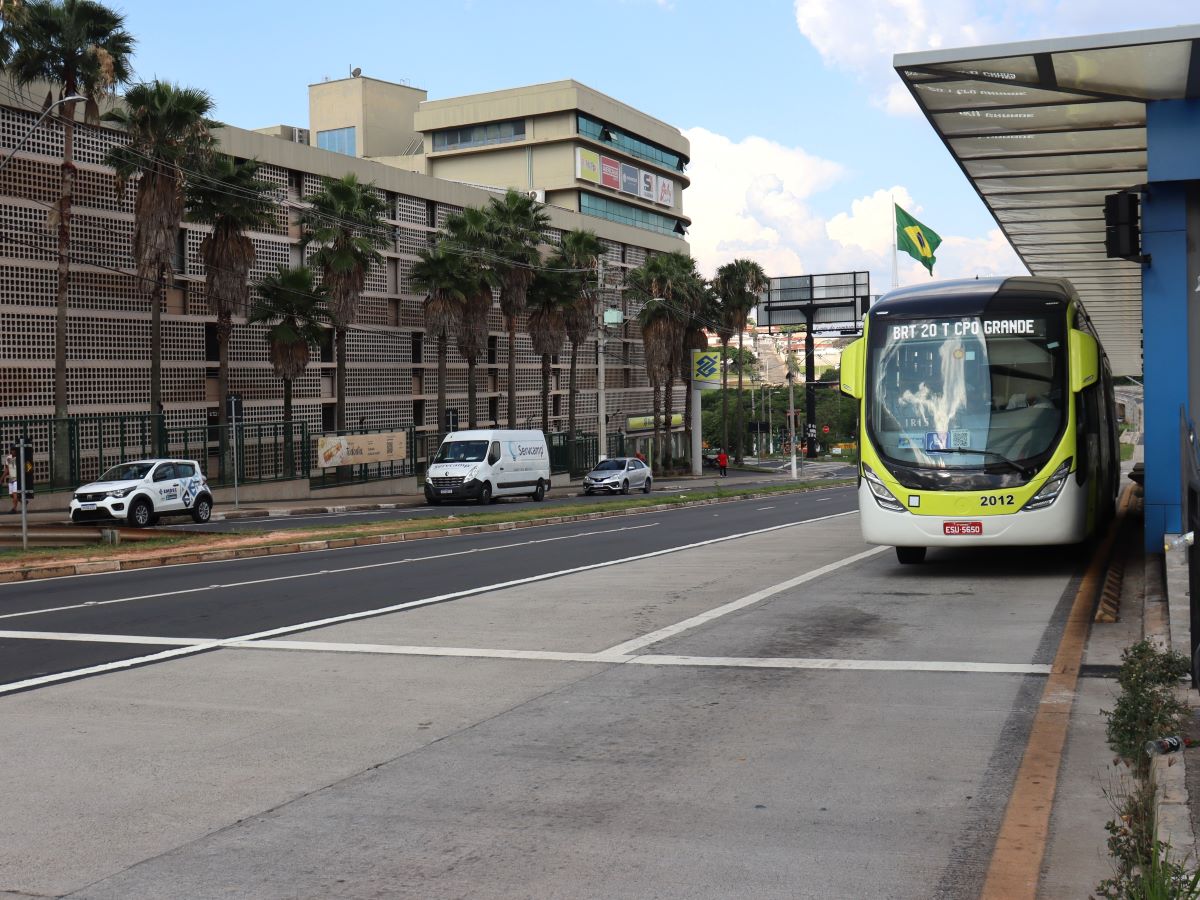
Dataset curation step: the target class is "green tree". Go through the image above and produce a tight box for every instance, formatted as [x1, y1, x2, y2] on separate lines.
[3, 0, 133, 479]
[185, 154, 274, 434]
[482, 189, 549, 428]
[443, 207, 496, 429]
[104, 80, 216, 428]
[715, 258, 768, 463]
[248, 266, 328, 472]
[632, 252, 704, 473]
[557, 229, 603, 464]
[299, 173, 388, 432]
[526, 261, 573, 435]
[411, 246, 467, 437]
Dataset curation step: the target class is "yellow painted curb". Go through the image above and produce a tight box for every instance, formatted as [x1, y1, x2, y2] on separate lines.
[979, 486, 1133, 899]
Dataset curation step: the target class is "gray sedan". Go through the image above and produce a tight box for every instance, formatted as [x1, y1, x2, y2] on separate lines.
[582, 457, 653, 495]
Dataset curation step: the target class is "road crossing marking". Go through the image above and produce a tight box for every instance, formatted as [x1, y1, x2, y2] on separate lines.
[0, 629, 1050, 676]
[596, 545, 889, 658]
[0, 511, 858, 695]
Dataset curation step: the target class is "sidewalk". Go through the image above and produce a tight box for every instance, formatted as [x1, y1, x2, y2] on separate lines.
[1042, 443, 1199, 895]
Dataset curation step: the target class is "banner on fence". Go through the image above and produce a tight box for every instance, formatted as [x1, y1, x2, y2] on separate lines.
[317, 431, 408, 468]
[626, 413, 683, 431]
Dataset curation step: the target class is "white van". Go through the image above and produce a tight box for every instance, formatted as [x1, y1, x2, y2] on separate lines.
[424, 429, 550, 505]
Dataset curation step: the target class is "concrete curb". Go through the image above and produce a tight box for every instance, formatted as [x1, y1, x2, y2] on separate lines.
[1155, 542, 1197, 863]
[0, 482, 850, 584]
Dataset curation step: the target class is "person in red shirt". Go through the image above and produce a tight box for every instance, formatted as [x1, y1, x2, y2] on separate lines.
[716, 450, 728, 477]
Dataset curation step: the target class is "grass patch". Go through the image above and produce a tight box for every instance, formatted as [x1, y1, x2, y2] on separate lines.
[1120, 442, 1135, 461]
[0, 533, 198, 565]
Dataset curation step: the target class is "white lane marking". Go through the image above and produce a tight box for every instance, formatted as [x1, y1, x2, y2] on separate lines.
[757, 506, 775, 511]
[630, 656, 1051, 675]
[0, 511, 856, 695]
[0, 522, 661, 622]
[0, 630, 206, 646]
[597, 545, 889, 659]
[817, 498, 831, 502]
[0, 631, 1048, 675]
[239, 640, 609, 664]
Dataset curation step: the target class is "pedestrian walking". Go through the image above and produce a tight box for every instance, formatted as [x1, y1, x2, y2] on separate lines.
[4, 445, 17, 513]
[716, 449, 728, 477]
[13, 444, 32, 511]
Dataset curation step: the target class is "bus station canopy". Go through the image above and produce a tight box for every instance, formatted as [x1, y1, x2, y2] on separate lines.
[895, 25, 1200, 377]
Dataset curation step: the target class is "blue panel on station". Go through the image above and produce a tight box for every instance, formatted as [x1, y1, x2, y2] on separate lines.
[1140, 178, 1190, 547]
[1148, 100, 1200, 183]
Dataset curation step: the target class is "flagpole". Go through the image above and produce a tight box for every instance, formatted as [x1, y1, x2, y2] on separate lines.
[891, 195, 899, 290]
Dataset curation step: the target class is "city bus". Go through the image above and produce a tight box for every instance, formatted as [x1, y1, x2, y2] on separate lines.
[839, 276, 1119, 564]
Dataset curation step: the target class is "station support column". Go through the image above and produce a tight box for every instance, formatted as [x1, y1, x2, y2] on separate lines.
[1141, 99, 1200, 549]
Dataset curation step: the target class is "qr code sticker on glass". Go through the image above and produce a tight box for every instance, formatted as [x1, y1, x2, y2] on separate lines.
[950, 430, 971, 449]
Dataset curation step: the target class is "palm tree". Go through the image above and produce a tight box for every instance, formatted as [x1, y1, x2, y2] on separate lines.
[185, 154, 274, 434]
[558, 229, 602, 470]
[443, 208, 495, 429]
[632, 252, 702, 473]
[482, 189, 549, 428]
[249, 266, 328, 473]
[3, 0, 133, 481]
[411, 246, 467, 438]
[299, 173, 388, 432]
[104, 80, 216, 430]
[715, 259, 768, 463]
[526, 263, 572, 435]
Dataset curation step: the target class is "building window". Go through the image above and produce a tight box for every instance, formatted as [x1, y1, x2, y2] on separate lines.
[577, 113, 685, 172]
[316, 126, 356, 156]
[580, 191, 683, 237]
[432, 119, 525, 152]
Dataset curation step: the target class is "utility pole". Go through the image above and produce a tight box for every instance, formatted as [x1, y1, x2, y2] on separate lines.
[786, 363, 797, 481]
[596, 258, 608, 460]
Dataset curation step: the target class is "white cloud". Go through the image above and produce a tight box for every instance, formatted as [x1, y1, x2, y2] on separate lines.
[793, 0, 1193, 115]
[681, 127, 843, 278]
[683, 129, 1022, 292]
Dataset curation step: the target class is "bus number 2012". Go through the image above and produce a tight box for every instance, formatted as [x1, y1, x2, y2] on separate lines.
[980, 495, 1015, 507]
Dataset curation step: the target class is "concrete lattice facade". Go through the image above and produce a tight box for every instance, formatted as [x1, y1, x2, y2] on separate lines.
[0, 87, 689, 482]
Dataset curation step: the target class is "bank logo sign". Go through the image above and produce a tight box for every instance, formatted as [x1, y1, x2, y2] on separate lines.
[692, 349, 721, 389]
[577, 147, 675, 209]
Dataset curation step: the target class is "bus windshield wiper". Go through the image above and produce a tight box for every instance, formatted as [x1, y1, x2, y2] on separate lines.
[926, 447, 1032, 477]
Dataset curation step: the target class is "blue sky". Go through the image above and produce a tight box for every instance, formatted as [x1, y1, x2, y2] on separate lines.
[111, 0, 1192, 286]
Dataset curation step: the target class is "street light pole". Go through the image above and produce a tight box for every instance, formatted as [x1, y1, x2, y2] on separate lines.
[0, 95, 86, 177]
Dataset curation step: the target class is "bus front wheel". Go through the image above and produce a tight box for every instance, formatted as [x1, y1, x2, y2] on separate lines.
[896, 546, 926, 565]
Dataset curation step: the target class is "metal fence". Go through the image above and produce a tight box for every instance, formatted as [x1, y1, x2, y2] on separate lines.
[3, 414, 312, 489]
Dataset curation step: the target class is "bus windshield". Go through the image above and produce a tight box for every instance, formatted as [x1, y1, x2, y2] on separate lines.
[868, 313, 1066, 471]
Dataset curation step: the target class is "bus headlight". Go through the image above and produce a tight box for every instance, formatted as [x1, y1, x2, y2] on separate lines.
[862, 462, 906, 512]
[1022, 459, 1072, 511]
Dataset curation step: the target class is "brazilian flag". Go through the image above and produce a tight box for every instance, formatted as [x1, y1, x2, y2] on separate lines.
[896, 205, 942, 276]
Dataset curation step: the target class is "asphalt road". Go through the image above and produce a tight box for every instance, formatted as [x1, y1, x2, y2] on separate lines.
[0, 481, 1102, 898]
[0, 486, 860, 691]
[163, 463, 856, 534]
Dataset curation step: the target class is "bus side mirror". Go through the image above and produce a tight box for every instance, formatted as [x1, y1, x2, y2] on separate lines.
[839, 337, 865, 399]
[1069, 329, 1099, 393]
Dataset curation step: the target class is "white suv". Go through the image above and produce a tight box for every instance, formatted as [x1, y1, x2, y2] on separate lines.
[70, 459, 214, 527]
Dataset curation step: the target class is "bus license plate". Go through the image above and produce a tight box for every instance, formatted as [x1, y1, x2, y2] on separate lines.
[944, 521, 982, 536]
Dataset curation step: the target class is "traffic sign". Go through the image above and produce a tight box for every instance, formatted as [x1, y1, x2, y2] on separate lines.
[822, 425, 830, 434]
